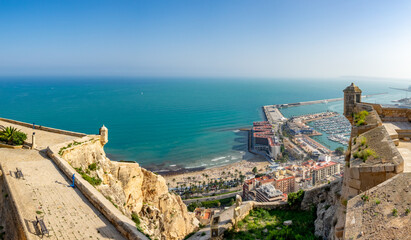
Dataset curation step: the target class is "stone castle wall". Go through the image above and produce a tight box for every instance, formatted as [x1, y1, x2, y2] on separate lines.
[336, 95, 410, 239]
[0, 167, 30, 240]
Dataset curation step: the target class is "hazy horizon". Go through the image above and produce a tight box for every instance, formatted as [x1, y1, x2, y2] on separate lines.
[1, 0, 411, 81]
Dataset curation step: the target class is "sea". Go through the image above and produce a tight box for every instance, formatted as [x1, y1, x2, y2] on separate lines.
[0, 77, 407, 172]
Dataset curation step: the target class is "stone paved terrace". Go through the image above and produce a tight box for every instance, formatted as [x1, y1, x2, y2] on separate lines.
[0, 119, 125, 240]
[382, 121, 411, 137]
[1, 149, 125, 240]
[0, 119, 80, 149]
[398, 141, 411, 172]
[383, 121, 411, 173]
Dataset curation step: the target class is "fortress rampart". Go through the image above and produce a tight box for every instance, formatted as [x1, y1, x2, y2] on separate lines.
[333, 83, 411, 239]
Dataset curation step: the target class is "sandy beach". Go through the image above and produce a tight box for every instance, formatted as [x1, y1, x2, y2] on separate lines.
[163, 152, 271, 189]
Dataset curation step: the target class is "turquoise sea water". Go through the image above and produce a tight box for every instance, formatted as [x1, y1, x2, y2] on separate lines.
[0, 77, 407, 171]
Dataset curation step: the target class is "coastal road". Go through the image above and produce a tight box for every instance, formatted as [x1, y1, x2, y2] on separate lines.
[183, 190, 242, 204]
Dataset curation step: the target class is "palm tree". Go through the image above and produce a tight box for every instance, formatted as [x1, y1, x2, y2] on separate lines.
[0, 126, 24, 145]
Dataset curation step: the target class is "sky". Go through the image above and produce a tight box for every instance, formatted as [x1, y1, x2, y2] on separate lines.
[0, 0, 411, 80]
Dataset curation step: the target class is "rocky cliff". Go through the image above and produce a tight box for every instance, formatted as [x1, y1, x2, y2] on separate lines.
[60, 140, 199, 240]
[301, 179, 343, 240]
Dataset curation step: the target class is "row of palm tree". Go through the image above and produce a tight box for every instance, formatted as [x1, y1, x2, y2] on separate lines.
[0, 125, 27, 146]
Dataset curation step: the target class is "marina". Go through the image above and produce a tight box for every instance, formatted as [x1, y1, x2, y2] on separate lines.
[311, 115, 351, 134]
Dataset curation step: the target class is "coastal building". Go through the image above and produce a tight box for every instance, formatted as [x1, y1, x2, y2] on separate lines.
[273, 175, 296, 194]
[318, 154, 332, 162]
[242, 175, 273, 200]
[285, 117, 315, 135]
[283, 138, 305, 158]
[268, 137, 281, 159]
[269, 168, 296, 194]
[194, 208, 215, 225]
[251, 121, 282, 160]
[312, 161, 340, 185]
[255, 184, 283, 202]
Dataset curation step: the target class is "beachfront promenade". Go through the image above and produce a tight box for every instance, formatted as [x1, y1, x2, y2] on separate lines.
[0, 119, 126, 240]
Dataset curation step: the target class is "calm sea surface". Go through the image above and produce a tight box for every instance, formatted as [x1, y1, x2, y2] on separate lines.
[0, 77, 406, 171]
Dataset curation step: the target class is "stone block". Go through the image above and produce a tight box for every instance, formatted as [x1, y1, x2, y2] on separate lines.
[395, 162, 404, 173]
[348, 187, 359, 198]
[371, 165, 384, 173]
[348, 178, 361, 190]
[349, 167, 360, 180]
[384, 165, 394, 172]
[359, 166, 373, 173]
[335, 230, 344, 238]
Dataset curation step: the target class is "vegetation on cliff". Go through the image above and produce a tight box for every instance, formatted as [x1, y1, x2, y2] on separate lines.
[74, 167, 102, 186]
[287, 190, 304, 209]
[352, 136, 379, 162]
[0, 126, 27, 146]
[224, 208, 318, 240]
[354, 110, 369, 126]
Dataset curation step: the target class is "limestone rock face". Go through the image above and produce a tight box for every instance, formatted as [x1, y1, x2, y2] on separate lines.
[61, 141, 198, 240]
[301, 179, 343, 240]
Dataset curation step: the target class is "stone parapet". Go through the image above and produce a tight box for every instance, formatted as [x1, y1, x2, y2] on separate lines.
[0, 143, 23, 149]
[0, 117, 87, 138]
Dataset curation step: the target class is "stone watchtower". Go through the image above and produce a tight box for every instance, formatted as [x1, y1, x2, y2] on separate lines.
[343, 83, 362, 123]
[99, 125, 108, 146]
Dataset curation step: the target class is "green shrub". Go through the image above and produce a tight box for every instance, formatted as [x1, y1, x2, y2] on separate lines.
[0, 126, 27, 146]
[288, 190, 304, 209]
[224, 208, 318, 240]
[360, 137, 367, 146]
[361, 149, 378, 162]
[74, 167, 102, 186]
[375, 199, 380, 205]
[354, 110, 369, 126]
[392, 208, 398, 216]
[406, 208, 410, 215]
[131, 213, 140, 225]
[88, 163, 98, 171]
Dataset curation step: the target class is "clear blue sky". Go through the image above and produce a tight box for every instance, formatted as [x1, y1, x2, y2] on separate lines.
[1, 0, 410, 80]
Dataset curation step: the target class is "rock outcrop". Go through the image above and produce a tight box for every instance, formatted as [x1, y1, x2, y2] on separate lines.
[60, 140, 198, 240]
[301, 179, 343, 240]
